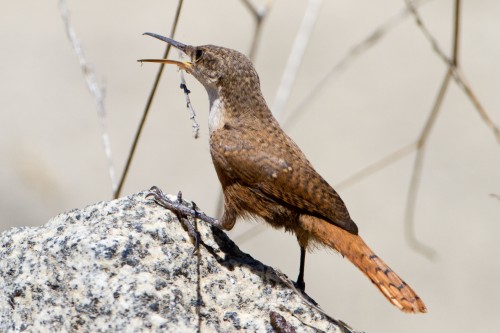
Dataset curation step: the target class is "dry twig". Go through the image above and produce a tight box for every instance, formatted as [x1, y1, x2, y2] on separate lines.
[405, 70, 453, 259]
[114, 0, 185, 199]
[240, 0, 273, 61]
[272, 0, 324, 120]
[403, 0, 499, 258]
[405, 0, 500, 143]
[283, 0, 430, 127]
[58, 0, 117, 194]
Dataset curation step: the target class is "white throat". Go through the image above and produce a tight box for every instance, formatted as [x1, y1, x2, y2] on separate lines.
[206, 86, 225, 133]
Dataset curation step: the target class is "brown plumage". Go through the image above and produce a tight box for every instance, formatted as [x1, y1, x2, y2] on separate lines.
[140, 33, 426, 313]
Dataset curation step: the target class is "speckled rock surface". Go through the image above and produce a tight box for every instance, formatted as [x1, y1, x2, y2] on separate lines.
[0, 190, 354, 333]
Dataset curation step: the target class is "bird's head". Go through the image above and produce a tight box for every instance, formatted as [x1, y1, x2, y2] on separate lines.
[139, 33, 260, 94]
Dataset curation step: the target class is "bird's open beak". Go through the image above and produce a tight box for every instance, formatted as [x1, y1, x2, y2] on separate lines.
[138, 32, 192, 70]
[138, 58, 192, 70]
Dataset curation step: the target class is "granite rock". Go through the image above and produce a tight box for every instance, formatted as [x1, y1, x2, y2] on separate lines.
[0, 190, 356, 333]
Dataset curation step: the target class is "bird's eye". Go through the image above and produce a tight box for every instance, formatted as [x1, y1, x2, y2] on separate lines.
[194, 49, 203, 62]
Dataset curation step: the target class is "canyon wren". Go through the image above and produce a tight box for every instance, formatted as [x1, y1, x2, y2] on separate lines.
[140, 32, 426, 313]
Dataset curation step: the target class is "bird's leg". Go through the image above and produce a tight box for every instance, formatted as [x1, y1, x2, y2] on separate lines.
[147, 186, 222, 253]
[182, 201, 202, 253]
[296, 245, 306, 291]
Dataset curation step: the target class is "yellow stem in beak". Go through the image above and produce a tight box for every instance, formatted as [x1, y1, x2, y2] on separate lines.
[138, 59, 192, 70]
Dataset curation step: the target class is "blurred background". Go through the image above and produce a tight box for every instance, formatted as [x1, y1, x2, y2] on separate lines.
[1, 0, 499, 332]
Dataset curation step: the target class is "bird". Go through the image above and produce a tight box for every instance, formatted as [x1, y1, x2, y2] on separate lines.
[140, 32, 426, 313]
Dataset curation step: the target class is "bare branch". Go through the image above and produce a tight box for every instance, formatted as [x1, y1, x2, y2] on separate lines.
[272, 0, 324, 121]
[403, 0, 498, 257]
[452, 67, 500, 143]
[114, 0, 185, 199]
[452, 0, 461, 65]
[240, 0, 273, 60]
[405, 70, 453, 259]
[405, 144, 436, 259]
[404, 0, 452, 67]
[283, 1, 429, 128]
[405, 0, 500, 143]
[58, 0, 117, 194]
[240, 0, 260, 17]
[336, 143, 417, 191]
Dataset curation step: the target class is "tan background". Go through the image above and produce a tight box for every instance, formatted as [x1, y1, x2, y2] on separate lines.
[1, 1, 499, 332]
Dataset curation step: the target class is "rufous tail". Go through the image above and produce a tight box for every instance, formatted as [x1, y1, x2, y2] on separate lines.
[300, 215, 427, 313]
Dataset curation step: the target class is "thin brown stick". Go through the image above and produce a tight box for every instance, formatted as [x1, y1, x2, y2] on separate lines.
[240, 0, 273, 61]
[240, 0, 259, 17]
[419, 73, 453, 148]
[114, 0, 184, 199]
[248, 13, 265, 61]
[404, 0, 499, 258]
[404, 0, 452, 67]
[402, 0, 459, 258]
[452, 0, 461, 65]
[405, 0, 500, 143]
[336, 143, 417, 191]
[405, 69, 452, 259]
[452, 68, 500, 143]
[283, 0, 429, 128]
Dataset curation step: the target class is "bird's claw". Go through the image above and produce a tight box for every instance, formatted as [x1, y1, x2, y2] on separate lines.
[147, 186, 202, 254]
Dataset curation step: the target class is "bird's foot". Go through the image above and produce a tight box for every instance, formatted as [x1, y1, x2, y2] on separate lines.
[295, 278, 306, 292]
[147, 186, 209, 253]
